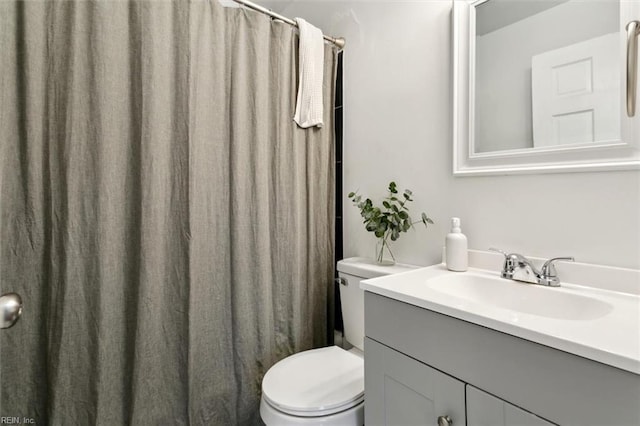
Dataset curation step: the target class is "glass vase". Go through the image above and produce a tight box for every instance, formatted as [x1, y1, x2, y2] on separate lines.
[375, 238, 395, 266]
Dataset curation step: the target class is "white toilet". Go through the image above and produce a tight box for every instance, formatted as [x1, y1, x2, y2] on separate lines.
[260, 257, 417, 425]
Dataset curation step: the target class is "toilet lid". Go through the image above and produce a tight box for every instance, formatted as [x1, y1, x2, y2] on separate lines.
[262, 346, 364, 417]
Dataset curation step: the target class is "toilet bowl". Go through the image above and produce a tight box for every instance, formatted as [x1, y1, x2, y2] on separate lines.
[260, 258, 417, 425]
[260, 346, 364, 425]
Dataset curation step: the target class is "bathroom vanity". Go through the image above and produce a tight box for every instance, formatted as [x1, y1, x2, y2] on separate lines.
[361, 252, 640, 426]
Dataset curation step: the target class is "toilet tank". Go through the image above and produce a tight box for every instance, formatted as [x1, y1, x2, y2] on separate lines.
[336, 257, 418, 351]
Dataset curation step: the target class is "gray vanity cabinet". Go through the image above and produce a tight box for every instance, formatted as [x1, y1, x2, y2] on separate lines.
[467, 385, 554, 426]
[364, 337, 551, 426]
[365, 337, 466, 426]
[364, 292, 640, 426]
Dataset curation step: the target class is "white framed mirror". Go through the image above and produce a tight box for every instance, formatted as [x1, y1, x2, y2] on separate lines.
[453, 0, 640, 176]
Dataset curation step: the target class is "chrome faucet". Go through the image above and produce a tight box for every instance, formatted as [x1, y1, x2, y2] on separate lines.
[489, 248, 574, 287]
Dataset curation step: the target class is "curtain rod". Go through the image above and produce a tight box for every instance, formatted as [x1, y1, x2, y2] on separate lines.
[231, 0, 346, 49]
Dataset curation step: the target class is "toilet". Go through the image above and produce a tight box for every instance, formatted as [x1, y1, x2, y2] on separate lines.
[260, 257, 417, 425]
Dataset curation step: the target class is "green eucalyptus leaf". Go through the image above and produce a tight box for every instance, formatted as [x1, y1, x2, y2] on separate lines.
[349, 184, 432, 244]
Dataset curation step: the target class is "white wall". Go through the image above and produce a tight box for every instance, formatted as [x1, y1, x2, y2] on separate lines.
[261, 0, 640, 270]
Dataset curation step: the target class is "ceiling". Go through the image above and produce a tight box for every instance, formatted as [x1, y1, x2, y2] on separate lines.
[475, 0, 570, 36]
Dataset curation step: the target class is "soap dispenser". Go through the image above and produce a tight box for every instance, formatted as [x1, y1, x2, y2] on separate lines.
[446, 217, 468, 272]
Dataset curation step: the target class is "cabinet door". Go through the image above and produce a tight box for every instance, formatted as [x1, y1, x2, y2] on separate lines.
[467, 385, 556, 426]
[365, 337, 466, 426]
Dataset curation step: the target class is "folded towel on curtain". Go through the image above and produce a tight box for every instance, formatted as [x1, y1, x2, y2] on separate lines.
[293, 17, 325, 129]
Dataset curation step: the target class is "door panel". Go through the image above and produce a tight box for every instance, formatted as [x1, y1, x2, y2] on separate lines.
[364, 337, 465, 426]
[532, 33, 619, 147]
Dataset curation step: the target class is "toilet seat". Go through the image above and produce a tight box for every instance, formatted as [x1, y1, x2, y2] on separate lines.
[261, 346, 364, 417]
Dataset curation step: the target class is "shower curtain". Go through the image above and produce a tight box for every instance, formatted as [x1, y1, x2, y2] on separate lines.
[0, 1, 337, 424]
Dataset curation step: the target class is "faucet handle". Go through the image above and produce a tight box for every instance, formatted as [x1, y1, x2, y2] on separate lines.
[488, 247, 530, 263]
[540, 256, 575, 278]
[489, 248, 526, 261]
[489, 248, 510, 268]
[489, 248, 519, 278]
[488, 247, 507, 256]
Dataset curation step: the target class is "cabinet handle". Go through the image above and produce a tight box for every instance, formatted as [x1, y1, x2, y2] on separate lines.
[437, 415, 453, 426]
[627, 20, 640, 117]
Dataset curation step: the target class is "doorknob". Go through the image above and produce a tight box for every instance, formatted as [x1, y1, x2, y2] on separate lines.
[0, 293, 23, 329]
[437, 415, 453, 426]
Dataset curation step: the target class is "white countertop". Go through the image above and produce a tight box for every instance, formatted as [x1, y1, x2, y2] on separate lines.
[361, 260, 640, 375]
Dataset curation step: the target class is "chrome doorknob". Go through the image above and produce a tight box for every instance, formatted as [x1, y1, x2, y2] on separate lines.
[0, 293, 23, 329]
[437, 415, 453, 426]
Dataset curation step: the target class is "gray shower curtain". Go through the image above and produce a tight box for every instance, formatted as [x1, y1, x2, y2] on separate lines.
[0, 1, 336, 424]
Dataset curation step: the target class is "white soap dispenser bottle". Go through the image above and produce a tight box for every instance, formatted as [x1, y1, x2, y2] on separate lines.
[446, 217, 468, 272]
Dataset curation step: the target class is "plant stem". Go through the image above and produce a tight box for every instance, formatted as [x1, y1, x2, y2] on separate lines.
[377, 232, 396, 263]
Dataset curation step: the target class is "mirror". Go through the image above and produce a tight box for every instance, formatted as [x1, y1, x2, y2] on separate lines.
[453, 0, 640, 175]
[475, 0, 619, 153]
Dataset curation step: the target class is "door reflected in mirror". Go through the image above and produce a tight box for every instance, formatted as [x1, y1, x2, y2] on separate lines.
[473, 0, 620, 154]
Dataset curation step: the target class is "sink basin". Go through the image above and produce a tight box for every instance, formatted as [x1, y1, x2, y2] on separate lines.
[361, 256, 640, 373]
[425, 273, 613, 320]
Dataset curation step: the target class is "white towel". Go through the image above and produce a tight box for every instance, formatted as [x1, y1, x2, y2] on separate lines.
[293, 18, 325, 129]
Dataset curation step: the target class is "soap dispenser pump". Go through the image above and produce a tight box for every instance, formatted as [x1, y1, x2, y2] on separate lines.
[446, 217, 468, 272]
